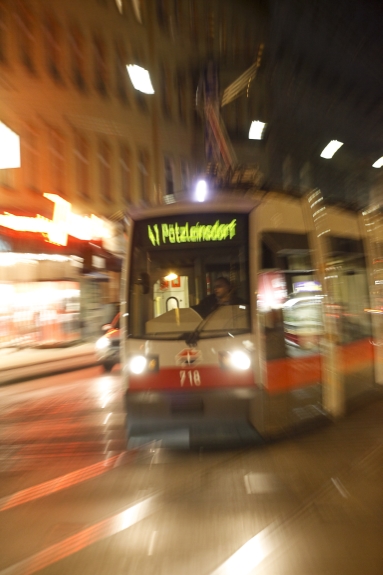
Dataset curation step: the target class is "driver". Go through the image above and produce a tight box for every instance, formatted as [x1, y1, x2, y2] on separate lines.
[192, 277, 246, 319]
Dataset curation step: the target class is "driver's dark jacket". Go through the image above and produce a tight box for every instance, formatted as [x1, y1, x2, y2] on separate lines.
[192, 293, 246, 319]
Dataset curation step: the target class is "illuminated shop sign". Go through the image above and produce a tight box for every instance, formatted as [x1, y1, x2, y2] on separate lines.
[147, 219, 237, 246]
[0, 194, 112, 246]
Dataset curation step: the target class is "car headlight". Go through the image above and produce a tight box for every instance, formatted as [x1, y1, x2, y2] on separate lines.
[129, 355, 147, 374]
[219, 350, 251, 371]
[96, 337, 110, 350]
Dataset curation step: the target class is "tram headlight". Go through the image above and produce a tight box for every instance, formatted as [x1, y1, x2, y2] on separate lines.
[219, 350, 251, 371]
[129, 355, 147, 374]
[96, 336, 110, 350]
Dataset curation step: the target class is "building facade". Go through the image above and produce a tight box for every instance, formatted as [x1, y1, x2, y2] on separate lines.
[0, 0, 267, 346]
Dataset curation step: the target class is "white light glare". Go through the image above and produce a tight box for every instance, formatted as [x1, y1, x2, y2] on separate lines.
[130, 355, 147, 374]
[127, 65, 154, 94]
[96, 337, 110, 350]
[230, 351, 251, 371]
[0, 122, 20, 169]
[195, 179, 207, 202]
[320, 140, 343, 159]
[372, 157, 383, 168]
[249, 121, 266, 140]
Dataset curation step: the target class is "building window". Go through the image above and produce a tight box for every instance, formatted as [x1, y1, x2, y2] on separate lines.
[177, 71, 187, 124]
[115, 41, 129, 104]
[164, 156, 174, 196]
[120, 144, 131, 203]
[93, 35, 108, 97]
[207, 7, 215, 53]
[219, 12, 227, 59]
[14, 2, 35, 73]
[160, 64, 172, 118]
[0, 168, 15, 189]
[43, 12, 62, 83]
[74, 132, 89, 199]
[48, 128, 65, 196]
[98, 139, 112, 201]
[138, 149, 150, 203]
[180, 158, 189, 191]
[69, 25, 86, 92]
[131, 0, 143, 24]
[22, 126, 40, 192]
[157, 0, 169, 33]
[300, 162, 311, 191]
[115, 0, 123, 14]
[189, 0, 198, 40]
[283, 155, 293, 189]
[0, 3, 8, 63]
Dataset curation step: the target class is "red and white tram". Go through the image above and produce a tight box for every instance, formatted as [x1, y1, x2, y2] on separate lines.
[121, 189, 380, 445]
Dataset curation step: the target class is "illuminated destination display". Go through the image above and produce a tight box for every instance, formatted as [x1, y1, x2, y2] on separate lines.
[147, 219, 237, 246]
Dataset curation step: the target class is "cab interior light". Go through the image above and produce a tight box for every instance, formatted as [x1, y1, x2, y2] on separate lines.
[164, 272, 178, 281]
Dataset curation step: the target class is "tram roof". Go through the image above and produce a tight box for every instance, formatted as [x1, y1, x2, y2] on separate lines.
[126, 192, 261, 221]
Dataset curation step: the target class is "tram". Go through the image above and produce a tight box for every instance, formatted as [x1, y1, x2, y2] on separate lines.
[120, 187, 381, 444]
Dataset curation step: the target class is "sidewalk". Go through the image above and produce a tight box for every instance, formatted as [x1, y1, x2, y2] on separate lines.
[0, 342, 100, 386]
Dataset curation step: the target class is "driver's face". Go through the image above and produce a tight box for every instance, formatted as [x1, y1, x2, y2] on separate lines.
[213, 281, 230, 299]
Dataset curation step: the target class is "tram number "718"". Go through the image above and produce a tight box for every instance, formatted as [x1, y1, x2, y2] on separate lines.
[180, 370, 201, 386]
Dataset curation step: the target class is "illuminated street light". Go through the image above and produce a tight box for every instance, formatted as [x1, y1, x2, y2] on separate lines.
[320, 140, 343, 159]
[372, 157, 383, 168]
[249, 121, 266, 140]
[126, 65, 154, 94]
[195, 179, 207, 202]
[0, 122, 20, 169]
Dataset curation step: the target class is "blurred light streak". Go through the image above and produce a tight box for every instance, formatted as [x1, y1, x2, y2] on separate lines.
[248, 120, 266, 140]
[320, 140, 343, 158]
[148, 530, 158, 556]
[0, 453, 130, 511]
[331, 477, 349, 498]
[127, 64, 154, 94]
[0, 494, 159, 575]
[103, 412, 112, 424]
[210, 529, 272, 575]
[372, 157, 383, 168]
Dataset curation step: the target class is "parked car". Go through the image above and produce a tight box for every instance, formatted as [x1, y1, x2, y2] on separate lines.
[95, 313, 120, 372]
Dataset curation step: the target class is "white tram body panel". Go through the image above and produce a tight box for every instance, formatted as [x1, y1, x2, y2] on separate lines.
[121, 191, 379, 442]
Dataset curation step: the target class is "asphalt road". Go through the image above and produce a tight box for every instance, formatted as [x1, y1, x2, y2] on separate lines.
[0, 366, 382, 575]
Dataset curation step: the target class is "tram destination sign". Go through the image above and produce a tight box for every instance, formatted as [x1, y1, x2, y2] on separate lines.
[147, 218, 237, 247]
[135, 213, 248, 250]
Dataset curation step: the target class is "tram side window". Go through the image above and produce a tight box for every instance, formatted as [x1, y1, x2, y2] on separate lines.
[328, 236, 371, 344]
[259, 232, 323, 360]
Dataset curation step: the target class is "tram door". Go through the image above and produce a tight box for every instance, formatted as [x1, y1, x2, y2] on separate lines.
[258, 232, 324, 432]
[328, 237, 375, 401]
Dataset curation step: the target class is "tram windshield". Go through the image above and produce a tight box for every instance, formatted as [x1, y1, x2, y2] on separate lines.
[127, 213, 250, 340]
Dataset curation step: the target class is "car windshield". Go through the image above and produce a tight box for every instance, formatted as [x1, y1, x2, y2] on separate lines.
[127, 213, 250, 340]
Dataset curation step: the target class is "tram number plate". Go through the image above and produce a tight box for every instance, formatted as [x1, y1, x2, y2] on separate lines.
[180, 370, 201, 387]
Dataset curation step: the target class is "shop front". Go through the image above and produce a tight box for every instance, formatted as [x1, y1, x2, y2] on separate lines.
[0, 195, 122, 348]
